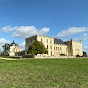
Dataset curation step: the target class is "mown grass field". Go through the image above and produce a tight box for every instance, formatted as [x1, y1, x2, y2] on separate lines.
[0, 58, 88, 88]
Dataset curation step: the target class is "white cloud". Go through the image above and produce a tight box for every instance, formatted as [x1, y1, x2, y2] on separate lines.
[37, 27, 49, 35]
[84, 44, 88, 50]
[1, 26, 50, 38]
[12, 26, 49, 38]
[1, 26, 17, 33]
[19, 41, 25, 51]
[57, 27, 88, 37]
[12, 26, 38, 38]
[0, 38, 10, 44]
[83, 33, 87, 36]
[73, 33, 88, 41]
[1, 26, 49, 38]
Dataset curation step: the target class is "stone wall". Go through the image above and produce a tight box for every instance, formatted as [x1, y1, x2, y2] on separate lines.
[25, 35, 83, 57]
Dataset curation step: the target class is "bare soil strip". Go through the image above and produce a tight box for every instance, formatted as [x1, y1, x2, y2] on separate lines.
[0, 57, 17, 60]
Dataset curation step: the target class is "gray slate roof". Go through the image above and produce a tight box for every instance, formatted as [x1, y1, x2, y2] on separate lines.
[54, 38, 65, 45]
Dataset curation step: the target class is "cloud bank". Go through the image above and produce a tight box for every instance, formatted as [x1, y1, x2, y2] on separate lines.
[1, 26, 50, 38]
[57, 27, 88, 37]
[73, 33, 88, 41]
[1, 26, 17, 33]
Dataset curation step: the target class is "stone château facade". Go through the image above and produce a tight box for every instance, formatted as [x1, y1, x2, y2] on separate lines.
[25, 35, 83, 56]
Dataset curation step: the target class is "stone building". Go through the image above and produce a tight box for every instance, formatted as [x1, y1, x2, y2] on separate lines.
[64, 39, 83, 56]
[25, 35, 83, 56]
[9, 40, 21, 56]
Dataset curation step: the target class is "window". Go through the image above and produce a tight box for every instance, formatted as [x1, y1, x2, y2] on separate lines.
[47, 39, 48, 43]
[56, 47, 57, 50]
[41, 38, 42, 42]
[51, 51, 52, 55]
[58, 47, 59, 50]
[51, 45, 52, 49]
[54, 47, 55, 50]
[60, 47, 61, 50]
[47, 45, 48, 49]
[50, 40, 52, 43]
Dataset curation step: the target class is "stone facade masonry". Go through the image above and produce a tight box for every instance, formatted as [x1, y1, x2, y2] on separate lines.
[25, 35, 83, 56]
[9, 46, 21, 56]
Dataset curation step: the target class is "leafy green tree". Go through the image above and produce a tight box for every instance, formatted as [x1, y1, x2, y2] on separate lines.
[2, 43, 10, 56]
[27, 41, 48, 55]
[83, 51, 87, 57]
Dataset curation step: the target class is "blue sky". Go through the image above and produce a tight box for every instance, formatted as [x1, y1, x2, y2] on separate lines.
[0, 0, 88, 53]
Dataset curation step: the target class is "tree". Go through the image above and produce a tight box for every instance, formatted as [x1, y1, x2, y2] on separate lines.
[27, 41, 48, 55]
[2, 43, 10, 56]
[83, 51, 87, 57]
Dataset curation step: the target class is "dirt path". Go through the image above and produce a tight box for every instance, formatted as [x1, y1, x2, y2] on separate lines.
[0, 57, 17, 60]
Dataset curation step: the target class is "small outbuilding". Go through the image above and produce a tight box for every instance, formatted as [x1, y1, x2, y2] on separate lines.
[9, 40, 21, 56]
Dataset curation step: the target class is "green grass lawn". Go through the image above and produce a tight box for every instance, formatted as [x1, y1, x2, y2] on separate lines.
[0, 58, 88, 88]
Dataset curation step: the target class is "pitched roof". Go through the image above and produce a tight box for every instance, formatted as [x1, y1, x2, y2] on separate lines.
[54, 38, 65, 45]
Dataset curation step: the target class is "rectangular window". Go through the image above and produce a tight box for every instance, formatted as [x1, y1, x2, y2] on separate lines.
[56, 47, 57, 50]
[60, 47, 61, 50]
[54, 47, 55, 50]
[47, 45, 48, 49]
[41, 38, 42, 42]
[51, 45, 52, 49]
[50, 40, 52, 43]
[47, 39, 48, 43]
[51, 51, 52, 55]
